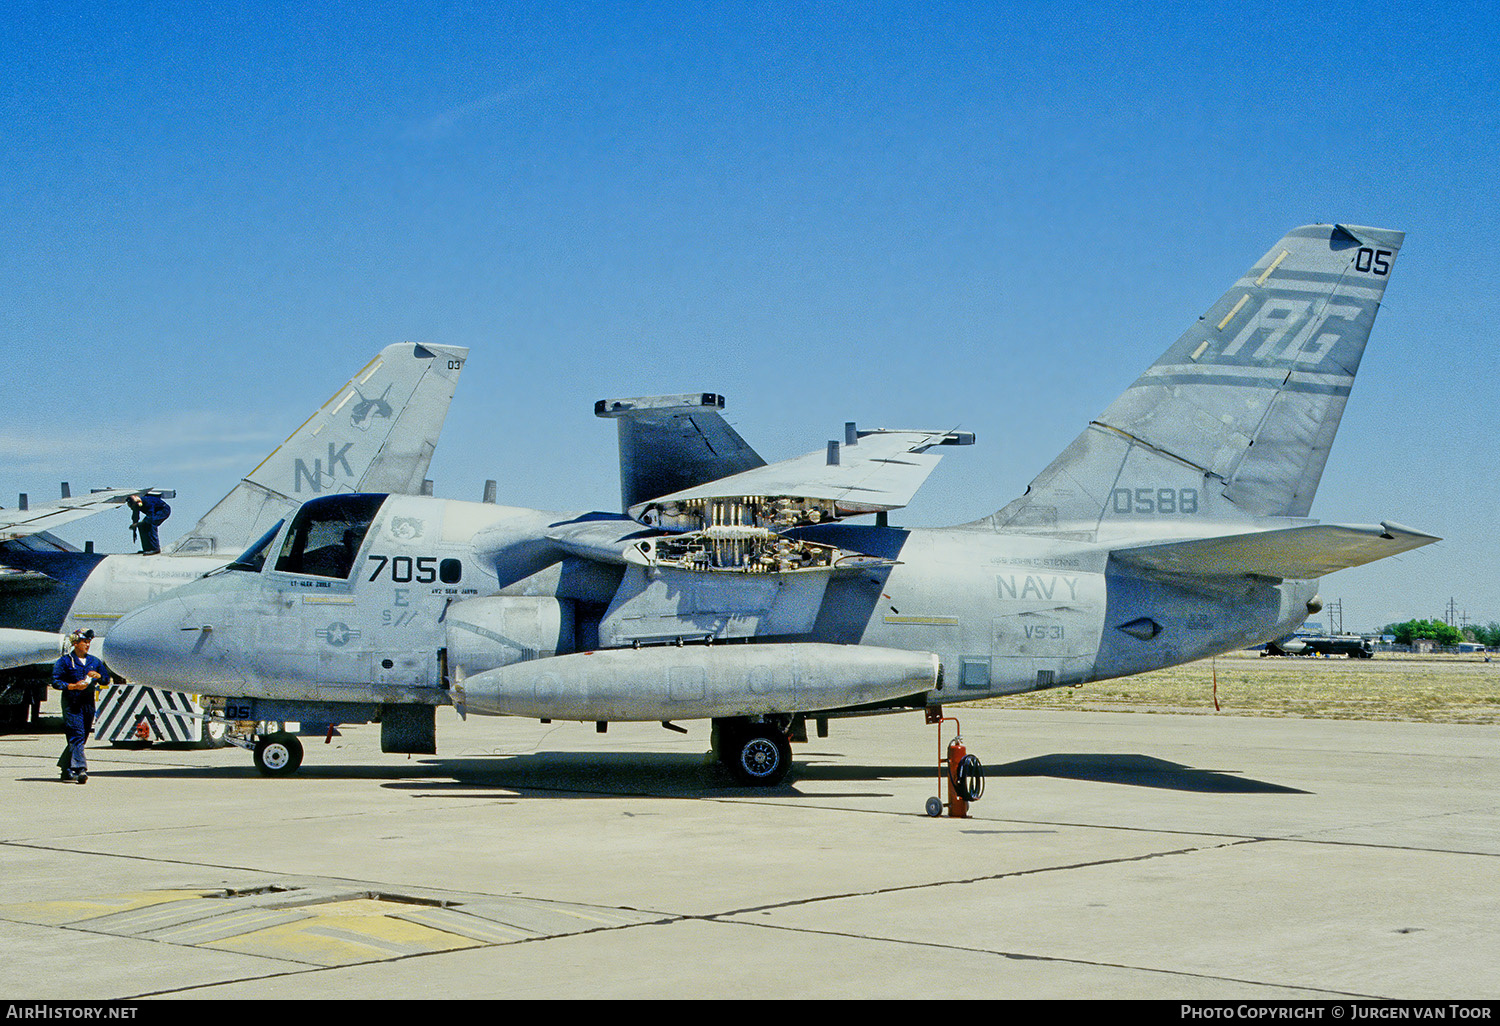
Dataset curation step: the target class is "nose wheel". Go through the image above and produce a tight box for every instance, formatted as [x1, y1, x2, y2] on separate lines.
[253, 732, 304, 776]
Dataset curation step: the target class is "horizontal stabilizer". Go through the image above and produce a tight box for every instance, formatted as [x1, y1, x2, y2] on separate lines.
[630, 429, 970, 522]
[1112, 521, 1440, 580]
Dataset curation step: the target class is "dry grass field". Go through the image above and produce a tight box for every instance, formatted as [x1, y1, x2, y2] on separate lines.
[986, 651, 1500, 723]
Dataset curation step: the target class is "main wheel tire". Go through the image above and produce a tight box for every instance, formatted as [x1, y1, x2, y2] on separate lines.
[728, 725, 792, 787]
[253, 732, 303, 776]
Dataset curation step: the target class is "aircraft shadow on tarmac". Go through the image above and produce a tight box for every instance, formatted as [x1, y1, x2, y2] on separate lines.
[85, 748, 1306, 797]
[984, 754, 1309, 794]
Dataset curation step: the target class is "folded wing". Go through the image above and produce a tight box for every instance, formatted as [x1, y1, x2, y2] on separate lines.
[0, 488, 140, 543]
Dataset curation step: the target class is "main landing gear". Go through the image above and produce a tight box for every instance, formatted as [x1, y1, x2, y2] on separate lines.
[712, 718, 793, 787]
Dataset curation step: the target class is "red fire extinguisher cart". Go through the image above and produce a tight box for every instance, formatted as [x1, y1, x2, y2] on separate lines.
[925, 708, 984, 818]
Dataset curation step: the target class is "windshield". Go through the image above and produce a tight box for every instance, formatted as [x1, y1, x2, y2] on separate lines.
[274, 493, 386, 579]
[220, 520, 286, 574]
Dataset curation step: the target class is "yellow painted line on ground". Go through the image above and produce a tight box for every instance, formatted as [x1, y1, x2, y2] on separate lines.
[394, 908, 532, 944]
[206, 911, 483, 967]
[146, 908, 306, 945]
[0, 889, 215, 927]
[2, 888, 656, 963]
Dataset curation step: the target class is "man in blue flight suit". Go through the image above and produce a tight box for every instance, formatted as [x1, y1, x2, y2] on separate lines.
[53, 629, 108, 783]
[127, 492, 170, 555]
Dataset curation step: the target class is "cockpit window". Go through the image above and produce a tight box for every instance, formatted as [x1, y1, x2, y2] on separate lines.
[223, 520, 285, 574]
[274, 494, 386, 579]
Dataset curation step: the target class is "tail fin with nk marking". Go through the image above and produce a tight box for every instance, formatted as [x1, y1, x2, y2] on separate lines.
[171, 343, 468, 555]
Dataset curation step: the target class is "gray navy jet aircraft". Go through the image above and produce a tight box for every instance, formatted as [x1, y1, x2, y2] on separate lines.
[104, 225, 1437, 784]
[0, 343, 466, 697]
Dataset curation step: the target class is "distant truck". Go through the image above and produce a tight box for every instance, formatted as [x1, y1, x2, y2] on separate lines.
[1263, 634, 1375, 658]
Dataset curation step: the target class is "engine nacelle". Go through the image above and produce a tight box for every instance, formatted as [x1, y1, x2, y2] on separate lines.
[444, 596, 575, 680]
[455, 642, 941, 720]
[0, 629, 65, 672]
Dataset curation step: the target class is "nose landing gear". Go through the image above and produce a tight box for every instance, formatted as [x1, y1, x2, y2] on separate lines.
[252, 731, 304, 776]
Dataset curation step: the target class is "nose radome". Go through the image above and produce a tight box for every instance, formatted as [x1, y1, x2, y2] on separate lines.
[104, 598, 195, 685]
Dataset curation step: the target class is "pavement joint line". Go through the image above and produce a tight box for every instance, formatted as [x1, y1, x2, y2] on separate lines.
[9, 806, 1494, 863]
[715, 918, 1388, 1000]
[696, 837, 1266, 920]
[124, 965, 337, 1000]
[934, 815, 1500, 858]
[0, 838, 316, 877]
[1271, 804, 1500, 847]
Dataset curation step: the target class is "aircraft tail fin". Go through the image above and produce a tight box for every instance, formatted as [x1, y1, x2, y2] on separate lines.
[595, 394, 766, 513]
[978, 224, 1403, 536]
[170, 343, 467, 555]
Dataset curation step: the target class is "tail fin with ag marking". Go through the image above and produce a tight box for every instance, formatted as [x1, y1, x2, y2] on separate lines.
[977, 224, 1403, 536]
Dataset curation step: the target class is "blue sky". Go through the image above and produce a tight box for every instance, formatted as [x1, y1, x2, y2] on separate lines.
[2, 1, 1496, 631]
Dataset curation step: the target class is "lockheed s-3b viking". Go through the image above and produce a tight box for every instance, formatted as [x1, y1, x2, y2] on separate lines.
[105, 224, 1438, 784]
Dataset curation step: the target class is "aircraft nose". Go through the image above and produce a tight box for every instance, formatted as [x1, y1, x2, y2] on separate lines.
[106, 598, 243, 690]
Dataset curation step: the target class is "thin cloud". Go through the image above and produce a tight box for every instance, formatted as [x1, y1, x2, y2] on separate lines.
[406, 82, 538, 141]
[0, 411, 281, 473]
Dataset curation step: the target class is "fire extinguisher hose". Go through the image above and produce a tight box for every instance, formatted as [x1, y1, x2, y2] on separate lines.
[954, 753, 984, 802]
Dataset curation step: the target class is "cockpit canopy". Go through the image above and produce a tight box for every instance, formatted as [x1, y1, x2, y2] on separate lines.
[272, 493, 387, 579]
